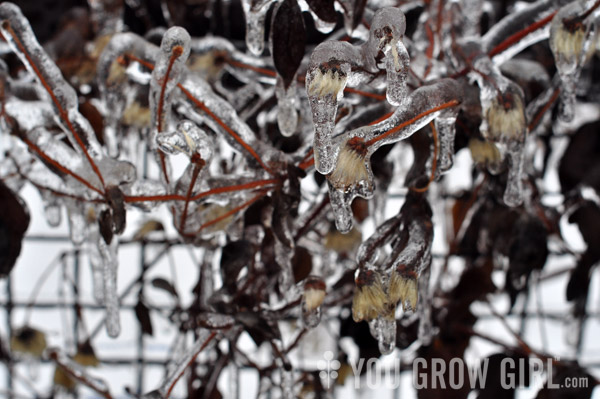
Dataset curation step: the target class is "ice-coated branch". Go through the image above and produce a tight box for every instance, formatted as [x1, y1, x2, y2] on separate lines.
[0, 2, 106, 188]
[306, 7, 411, 174]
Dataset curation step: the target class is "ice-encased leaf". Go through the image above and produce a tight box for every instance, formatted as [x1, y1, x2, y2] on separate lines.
[0, 2, 103, 158]
[242, 0, 274, 55]
[271, 0, 305, 90]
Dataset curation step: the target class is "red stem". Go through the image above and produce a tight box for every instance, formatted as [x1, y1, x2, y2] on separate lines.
[366, 100, 460, 147]
[487, 11, 557, 58]
[21, 136, 104, 196]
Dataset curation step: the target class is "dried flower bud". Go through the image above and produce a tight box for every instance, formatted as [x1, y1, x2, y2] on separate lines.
[303, 276, 327, 311]
[10, 326, 47, 357]
[328, 137, 370, 190]
[307, 64, 348, 99]
[352, 269, 389, 322]
[550, 15, 589, 67]
[389, 266, 418, 311]
[324, 226, 362, 253]
[468, 138, 501, 166]
[484, 89, 526, 143]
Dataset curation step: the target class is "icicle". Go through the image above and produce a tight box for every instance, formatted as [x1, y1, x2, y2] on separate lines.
[275, 76, 298, 137]
[435, 107, 459, 174]
[241, 0, 273, 55]
[0, 3, 103, 158]
[228, 358, 240, 399]
[41, 191, 62, 227]
[67, 206, 87, 246]
[99, 236, 120, 338]
[301, 276, 326, 329]
[328, 187, 355, 234]
[368, 316, 396, 355]
[504, 140, 525, 207]
[417, 265, 433, 346]
[306, 42, 355, 174]
[384, 40, 410, 106]
[363, 8, 409, 106]
[150, 27, 191, 135]
[549, 1, 596, 122]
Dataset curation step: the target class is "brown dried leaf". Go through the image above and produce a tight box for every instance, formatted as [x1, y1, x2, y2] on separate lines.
[0, 180, 30, 277]
[271, 0, 305, 89]
[135, 297, 154, 336]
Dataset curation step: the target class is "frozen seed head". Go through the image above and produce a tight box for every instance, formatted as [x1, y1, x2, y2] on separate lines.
[328, 137, 369, 190]
[551, 19, 587, 63]
[307, 64, 347, 99]
[10, 326, 47, 357]
[352, 269, 389, 322]
[468, 138, 501, 165]
[303, 276, 327, 311]
[485, 90, 526, 143]
[389, 267, 418, 312]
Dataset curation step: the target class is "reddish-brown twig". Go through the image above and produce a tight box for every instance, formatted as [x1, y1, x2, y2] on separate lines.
[366, 99, 460, 147]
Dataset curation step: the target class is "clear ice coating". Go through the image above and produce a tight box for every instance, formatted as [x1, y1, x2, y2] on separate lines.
[369, 316, 396, 355]
[503, 139, 525, 207]
[0, 3, 104, 159]
[469, 53, 527, 206]
[326, 78, 461, 232]
[157, 120, 214, 160]
[275, 76, 298, 137]
[100, 236, 121, 338]
[150, 27, 191, 135]
[241, 0, 273, 55]
[97, 32, 159, 155]
[417, 264, 433, 346]
[306, 41, 354, 174]
[306, 7, 412, 174]
[435, 108, 459, 174]
[549, 1, 595, 122]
